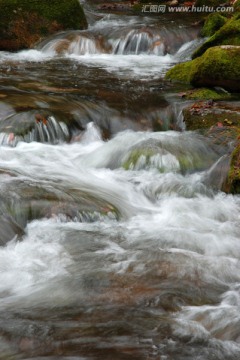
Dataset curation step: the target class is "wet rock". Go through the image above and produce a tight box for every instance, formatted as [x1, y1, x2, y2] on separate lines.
[122, 136, 219, 174]
[0, 179, 119, 230]
[0, 214, 25, 246]
[0, 0, 87, 51]
[181, 101, 240, 194]
[182, 101, 240, 130]
[0, 109, 70, 146]
[223, 136, 240, 194]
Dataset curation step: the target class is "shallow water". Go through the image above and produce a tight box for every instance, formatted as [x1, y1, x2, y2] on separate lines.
[0, 4, 240, 359]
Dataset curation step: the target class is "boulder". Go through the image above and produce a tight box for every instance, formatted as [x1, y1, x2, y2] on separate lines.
[166, 46, 240, 92]
[0, 0, 87, 51]
[193, 16, 240, 58]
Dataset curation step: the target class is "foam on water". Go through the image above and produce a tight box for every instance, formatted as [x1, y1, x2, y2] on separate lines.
[0, 220, 71, 299]
[0, 49, 53, 63]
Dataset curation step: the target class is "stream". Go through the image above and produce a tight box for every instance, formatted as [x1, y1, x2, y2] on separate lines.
[0, 1, 240, 359]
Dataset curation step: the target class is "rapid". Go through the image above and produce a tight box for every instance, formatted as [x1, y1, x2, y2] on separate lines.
[0, 1, 239, 359]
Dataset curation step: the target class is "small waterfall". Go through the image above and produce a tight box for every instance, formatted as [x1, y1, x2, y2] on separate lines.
[112, 29, 164, 55]
[0, 113, 70, 146]
[38, 24, 200, 57]
[39, 31, 110, 55]
[174, 37, 207, 62]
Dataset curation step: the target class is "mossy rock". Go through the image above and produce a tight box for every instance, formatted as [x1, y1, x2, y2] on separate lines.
[122, 138, 218, 174]
[183, 102, 240, 131]
[184, 88, 230, 100]
[0, 0, 87, 51]
[166, 46, 240, 92]
[193, 17, 240, 58]
[201, 13, 227, 37]
[165, 61, 193, 83]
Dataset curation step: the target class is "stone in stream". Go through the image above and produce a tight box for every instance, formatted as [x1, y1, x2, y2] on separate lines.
[0, 178, 119, 234]
[0, 109, 70, 146]
[122, 136, 220, 174]
[0, 0, 87, 51]
[223, 136, 240, 194]
[166, 46, 240, 92]
[192, 15, 240, 58]
[182, 101, 240, 193]
[0, 214, 25, 246]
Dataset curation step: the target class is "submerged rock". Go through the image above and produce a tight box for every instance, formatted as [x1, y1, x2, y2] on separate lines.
[0, 178, 119, 235]
[122, 136, 219, 174]
[166, 46, 240, 92]
[0, 214, 25, 246]
[0, 0, 87, 51]
[0, 109, 70, 146]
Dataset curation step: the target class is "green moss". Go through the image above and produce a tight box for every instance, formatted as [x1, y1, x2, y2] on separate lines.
[191, 46, 240, 91]
[193, 17, 240, 58]
[165, 61, 193, 83]
[0, 0, 87, 51]
[178, 153, 207, 173]
[185, 88, 230, 100]
[123, 149, 156, 170]
[201, 13, 227, 37]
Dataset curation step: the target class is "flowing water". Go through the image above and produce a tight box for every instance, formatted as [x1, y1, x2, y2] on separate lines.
[0, 2, 240, 359]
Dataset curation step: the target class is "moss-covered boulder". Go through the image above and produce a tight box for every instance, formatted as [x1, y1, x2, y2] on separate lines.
[201, 13, 227, 37]
[193, 17, 240, 58]
[0, 0, 87, 51]
[166, 46, 240, 92]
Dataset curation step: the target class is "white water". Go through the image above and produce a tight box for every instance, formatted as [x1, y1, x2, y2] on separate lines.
[0, 126, 239, 297]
